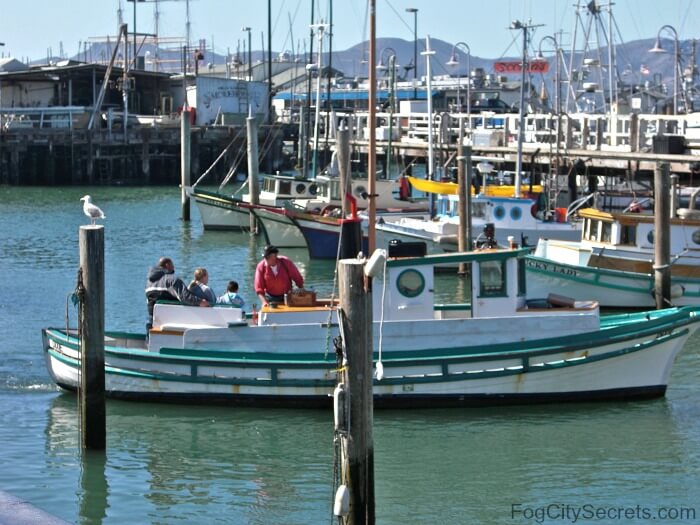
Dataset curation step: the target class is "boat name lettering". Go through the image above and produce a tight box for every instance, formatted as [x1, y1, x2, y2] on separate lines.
[526, 260, 578, 276]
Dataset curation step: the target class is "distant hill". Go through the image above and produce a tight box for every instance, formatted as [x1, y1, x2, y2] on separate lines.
[47, 35, 690, 86]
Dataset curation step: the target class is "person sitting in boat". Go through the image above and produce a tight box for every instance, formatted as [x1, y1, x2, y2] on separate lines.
[188, 267, 217, 303]
[145, 257, 208, 329]
[255, 245, 304, 307]
[217, 280, 245, 308]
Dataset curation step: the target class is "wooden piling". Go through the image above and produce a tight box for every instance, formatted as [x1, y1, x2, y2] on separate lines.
[79, 225, 106, 450]
[457, 122, 468, 275]
[338, 259, 375, 525]
[337, 126, 351, 216]
[246, 110, 260, 233]
[654, 161, 671, 309]
[181, 109, 191, 221]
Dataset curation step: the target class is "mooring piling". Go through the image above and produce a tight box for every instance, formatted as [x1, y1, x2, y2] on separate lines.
[78, 225, 106, 450]
[180, 109, 191, 221]
[654, 161, 672, 309]
[246, 108, 260, 233]
[337, 258, 375, 524]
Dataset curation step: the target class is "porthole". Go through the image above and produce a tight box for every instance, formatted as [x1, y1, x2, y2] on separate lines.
[355, 185, 367, 198]
[296, 183, 307, 195]
[309, 183, 318, 195]
[493, 205, 506, 220]
[396, 269, 425, 298]
[510, 206, 522, 221]
[693, 230, 700, 245]
[647, 230, 654, 244]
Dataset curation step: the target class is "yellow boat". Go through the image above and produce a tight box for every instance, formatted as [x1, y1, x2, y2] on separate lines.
[407, 176, 542, 197]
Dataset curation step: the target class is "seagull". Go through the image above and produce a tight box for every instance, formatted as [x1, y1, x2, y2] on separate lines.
[80, 195, 106, 226]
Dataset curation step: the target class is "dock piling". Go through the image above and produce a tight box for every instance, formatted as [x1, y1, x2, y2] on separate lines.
[338, 258, 375, 524]
[78, 225, 106, 450]
[654, 161, 671, 309]
[246, 109, 260, 233]
[181, 109, 191, 221]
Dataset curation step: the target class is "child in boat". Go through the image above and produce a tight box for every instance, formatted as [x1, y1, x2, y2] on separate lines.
[188, 268, 217, 303]
[217, 280, 245, 308]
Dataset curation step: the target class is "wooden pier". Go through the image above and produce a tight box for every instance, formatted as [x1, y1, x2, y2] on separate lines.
[0, 123, 289, 186]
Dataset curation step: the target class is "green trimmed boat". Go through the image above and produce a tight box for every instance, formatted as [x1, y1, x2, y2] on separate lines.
[43, 246, 700, 407]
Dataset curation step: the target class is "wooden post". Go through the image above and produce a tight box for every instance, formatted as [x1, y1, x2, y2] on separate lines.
[181, 109, 191, 221]
[246, 110, 260, 233]
[629, 113, 639, 153]
[79, 225, 106, 450]
[654, 162, 671, 310]
[457, 121, 468, 275]
[337, 125, 351, 216]
[338, 259, 375, 525]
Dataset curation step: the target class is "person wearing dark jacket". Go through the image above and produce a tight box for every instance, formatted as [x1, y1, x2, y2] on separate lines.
[145, 257, 208, 329]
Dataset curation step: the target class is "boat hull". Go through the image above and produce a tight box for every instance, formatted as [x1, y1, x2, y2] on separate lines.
[192, 191, 251, 230]
[42, 307, 699, 407]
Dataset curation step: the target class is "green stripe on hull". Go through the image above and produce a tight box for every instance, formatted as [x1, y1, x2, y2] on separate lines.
[45, 327, 688, 388]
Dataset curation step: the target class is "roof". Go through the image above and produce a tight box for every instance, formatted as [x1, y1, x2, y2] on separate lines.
[0, 58, 29, 73]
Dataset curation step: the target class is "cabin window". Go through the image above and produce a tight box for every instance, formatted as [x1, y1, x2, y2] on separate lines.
[479, 260, 506, 297]
[620, 225, 637, 245]
[518, 259, 526, 296]
[601, 222, 612, 243]
[396, 269, 425, 298]
[279, 180, 292, 196]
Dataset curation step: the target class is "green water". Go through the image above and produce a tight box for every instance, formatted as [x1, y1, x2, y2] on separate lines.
[1, 186, 699, 524]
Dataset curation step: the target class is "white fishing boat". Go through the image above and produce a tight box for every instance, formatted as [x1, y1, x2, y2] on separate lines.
[526, 207, 700, 308]
[375, 189, 581, 255]
[190, 172, 321, 231]
[43, 245, 700, 407]
[250, 174, 426, 249]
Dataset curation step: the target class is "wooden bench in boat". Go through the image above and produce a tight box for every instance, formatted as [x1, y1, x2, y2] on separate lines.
[151, 303, 245, 333]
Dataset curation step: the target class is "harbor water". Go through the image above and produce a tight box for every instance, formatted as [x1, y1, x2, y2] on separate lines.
[1, 186, 700, 524]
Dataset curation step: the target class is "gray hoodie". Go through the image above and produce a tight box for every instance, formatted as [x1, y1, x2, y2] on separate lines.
[145, 266, 202, 320]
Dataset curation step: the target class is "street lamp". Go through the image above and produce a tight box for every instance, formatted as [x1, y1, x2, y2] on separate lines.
[242, 26, 252, 81]
[446, 42, 471, 116]
[405, 7, 418, 99]
[649, 24, 680, 114]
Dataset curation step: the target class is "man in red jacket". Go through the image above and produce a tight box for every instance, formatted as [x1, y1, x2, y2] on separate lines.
[254, 245, 304, 307]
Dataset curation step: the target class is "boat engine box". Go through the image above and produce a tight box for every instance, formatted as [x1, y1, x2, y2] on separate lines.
[388, 240, 427, 258]
[286, 289, 317, 307]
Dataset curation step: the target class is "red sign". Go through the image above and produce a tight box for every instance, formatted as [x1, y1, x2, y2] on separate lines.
[494, 60, 549, 74]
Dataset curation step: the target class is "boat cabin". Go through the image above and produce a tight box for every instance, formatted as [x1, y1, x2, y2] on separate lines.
[580, 207, 700, 256]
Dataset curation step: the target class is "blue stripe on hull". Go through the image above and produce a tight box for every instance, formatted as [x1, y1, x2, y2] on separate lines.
[300, 225, 368, 259]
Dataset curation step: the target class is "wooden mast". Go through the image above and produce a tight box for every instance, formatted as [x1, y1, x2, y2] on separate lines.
[367, 0, 377, 253]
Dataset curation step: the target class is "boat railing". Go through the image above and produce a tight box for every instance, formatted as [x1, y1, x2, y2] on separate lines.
[566, 193, 596, 220]
[320, 109, 700, 154]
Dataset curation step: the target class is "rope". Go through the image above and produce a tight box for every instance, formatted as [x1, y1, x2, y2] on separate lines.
[376, 255, 387, 381]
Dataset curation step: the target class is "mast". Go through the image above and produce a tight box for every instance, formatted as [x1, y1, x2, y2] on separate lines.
[367, 0, 377, 253]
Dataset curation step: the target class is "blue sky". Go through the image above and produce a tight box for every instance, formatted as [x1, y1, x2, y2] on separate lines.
[1, 0, 699, 62]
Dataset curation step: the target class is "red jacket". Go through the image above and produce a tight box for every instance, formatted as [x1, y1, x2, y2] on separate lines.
[254, 256, 304, 297]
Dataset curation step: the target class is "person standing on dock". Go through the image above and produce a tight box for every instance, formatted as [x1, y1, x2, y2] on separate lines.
[254, 245, 304, 307]
[145, 257, 208, 330]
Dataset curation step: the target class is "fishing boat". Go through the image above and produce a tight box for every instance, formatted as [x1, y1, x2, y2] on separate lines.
[250, 174, 426, 249]
[43, 244, 700, 407]
[526, 207, 700, 308]
[190, 172, 322, 231]
[374, 183, 581, 255]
